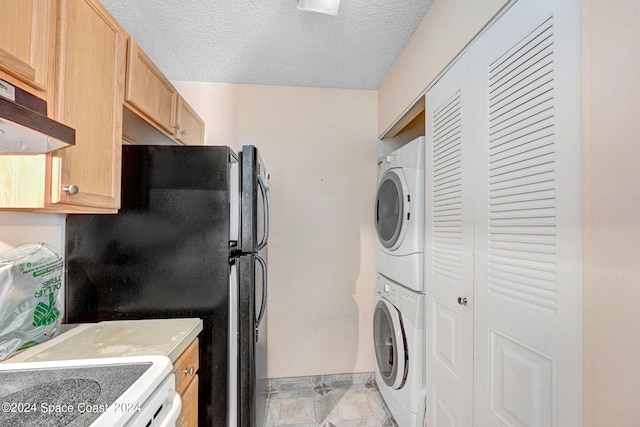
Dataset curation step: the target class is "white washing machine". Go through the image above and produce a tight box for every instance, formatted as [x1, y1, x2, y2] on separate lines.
[375, 136, 425, 292]
[374, 273, 425, 427]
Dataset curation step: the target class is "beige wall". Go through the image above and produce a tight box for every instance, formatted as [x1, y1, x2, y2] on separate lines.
[0, 212, 65, 254]
[582, 0, 640, 425]
[377, 0, 510, 136]
[175, 82, 379, 378]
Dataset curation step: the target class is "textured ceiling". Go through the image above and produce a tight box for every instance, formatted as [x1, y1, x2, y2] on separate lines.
[100, 0, 433, 90]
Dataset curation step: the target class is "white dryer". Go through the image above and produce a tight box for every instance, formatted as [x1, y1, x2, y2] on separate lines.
[374, 273, 425, 427]
[375, 136, 425, 292]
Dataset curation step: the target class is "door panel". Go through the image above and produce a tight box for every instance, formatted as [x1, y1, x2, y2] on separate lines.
[488, 331, 554, 426]
[0, 0, 51, 91]
[52, 0, 125, 209]
[228, 261, 239, 427]
[254, 252, 268, 427]
[240, 146, 269, 253]
[237, 253, 268, 427]
[229, 155, 240, 244]
[424, 48, 474, 427]
[125, 39, 177, 135]
[472, 0, 582, 425]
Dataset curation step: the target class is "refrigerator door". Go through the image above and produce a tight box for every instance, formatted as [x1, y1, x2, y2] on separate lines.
[228, 259, 239, 427]
[237, 253, 268, 427]
[240, 145, 269, 253]
[230, 151, 240, 248]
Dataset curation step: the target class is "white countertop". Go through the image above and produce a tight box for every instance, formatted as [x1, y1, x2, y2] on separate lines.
[3, 318, 202, 364]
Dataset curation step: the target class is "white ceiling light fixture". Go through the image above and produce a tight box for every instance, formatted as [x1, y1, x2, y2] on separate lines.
[297, 0, 341, 16]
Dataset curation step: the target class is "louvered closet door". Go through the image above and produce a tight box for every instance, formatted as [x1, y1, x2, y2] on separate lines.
[472, 0, 582, 426]
[424, 49, 474, 427]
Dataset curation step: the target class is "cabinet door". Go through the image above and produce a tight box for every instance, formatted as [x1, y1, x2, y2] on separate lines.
[176, 96, 205, 145]
[0, 0, 52, 91]
[125, 39, 178, 136]
[0, 155, 47, 207]
[176, 374, 199, 427]
[424, 48, 475, 427]
[51, 0, 126, 210]
[472, 0, 582, 425]
[173, 338, 199, 427]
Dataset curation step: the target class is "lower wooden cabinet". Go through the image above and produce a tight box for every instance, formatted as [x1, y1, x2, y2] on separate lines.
[173, 337, 199, 427]
[177, 373, 199, 426]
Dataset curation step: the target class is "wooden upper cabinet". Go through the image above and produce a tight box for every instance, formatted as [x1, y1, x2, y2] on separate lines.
[50, 0, 126, 210]
[124, 39, 205, 145]
[0, 0, 53, 94]
[176, 96, 205, 145]
[125, 39, 178, 135]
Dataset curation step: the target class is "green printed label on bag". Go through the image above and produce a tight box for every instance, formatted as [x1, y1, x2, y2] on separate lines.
[32, 293, 60, 327]
[17, 256, 63, 277]
[34, 275, 62, 298]
[32, 274, 62, 326]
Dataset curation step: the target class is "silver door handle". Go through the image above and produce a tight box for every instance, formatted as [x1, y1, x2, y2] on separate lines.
[63, 184, 79, 195]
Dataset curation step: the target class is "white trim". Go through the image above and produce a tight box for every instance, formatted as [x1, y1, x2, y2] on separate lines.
[378, 0, 520, 140]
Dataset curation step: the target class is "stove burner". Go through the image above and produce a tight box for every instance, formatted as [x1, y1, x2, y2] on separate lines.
[0, 379, 100, 426]
[0, 362, 151, 426]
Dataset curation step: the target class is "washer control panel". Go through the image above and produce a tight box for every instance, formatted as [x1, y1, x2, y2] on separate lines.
[376, 273, 424, 328]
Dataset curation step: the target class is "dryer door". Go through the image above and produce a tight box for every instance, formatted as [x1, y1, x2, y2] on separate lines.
[373, 298, 407, 389]
[375, 169, 410, 250]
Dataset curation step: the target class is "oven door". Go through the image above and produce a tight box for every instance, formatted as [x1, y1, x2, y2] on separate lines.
[373, 298, 407, 390]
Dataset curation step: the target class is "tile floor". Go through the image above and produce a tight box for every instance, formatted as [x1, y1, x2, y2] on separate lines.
[264, 373, 398, 427]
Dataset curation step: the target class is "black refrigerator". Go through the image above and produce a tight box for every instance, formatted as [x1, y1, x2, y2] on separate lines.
[64, 145, 269, 427]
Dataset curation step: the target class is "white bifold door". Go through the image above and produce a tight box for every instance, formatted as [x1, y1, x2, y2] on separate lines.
[424, 0, 582, 426]
[424, 46, 475, 427]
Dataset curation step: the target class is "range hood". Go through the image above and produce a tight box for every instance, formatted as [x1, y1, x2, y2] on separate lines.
[0, 79, 75, 154]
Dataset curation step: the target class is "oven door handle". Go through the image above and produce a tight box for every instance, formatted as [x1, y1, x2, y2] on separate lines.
[155, 389, 182, 427]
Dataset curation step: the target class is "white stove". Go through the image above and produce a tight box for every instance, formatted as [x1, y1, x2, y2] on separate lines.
[0, 356, 181, 427]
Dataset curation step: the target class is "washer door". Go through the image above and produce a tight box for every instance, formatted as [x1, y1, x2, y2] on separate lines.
[373, 298, 407, 390]
[375, 169, 409, 250]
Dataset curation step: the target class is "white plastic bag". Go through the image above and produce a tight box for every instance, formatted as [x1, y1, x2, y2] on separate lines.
[0, 243, 63, 361]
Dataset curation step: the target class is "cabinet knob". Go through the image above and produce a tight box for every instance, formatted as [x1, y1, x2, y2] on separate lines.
[173, 124, 180, 130]
[63, 184, 79, 195]
[457, 297, 468, 306]
[184, 366, 195, 376]
[180, 129, 187, 137]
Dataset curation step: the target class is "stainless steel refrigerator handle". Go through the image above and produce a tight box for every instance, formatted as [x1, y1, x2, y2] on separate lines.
[257, 175, 269, 250]
[255, 255, 268, 333]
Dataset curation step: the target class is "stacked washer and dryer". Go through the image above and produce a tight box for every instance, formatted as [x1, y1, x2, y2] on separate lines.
[373, 136, 426, 427]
